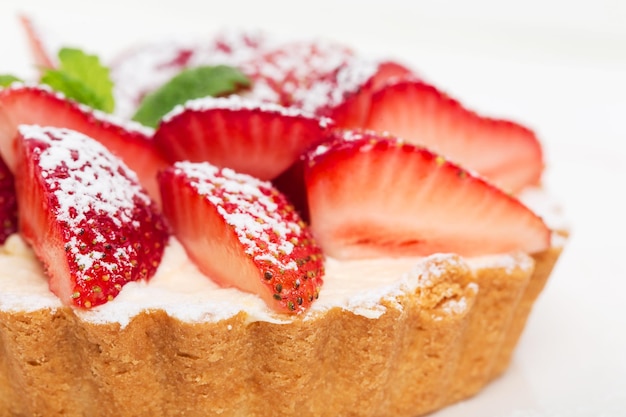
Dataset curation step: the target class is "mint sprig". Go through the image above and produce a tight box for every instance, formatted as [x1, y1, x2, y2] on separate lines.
[0, 75, 22, 87]
[41, 47, 115, 113]
[132, 65, 251, 128]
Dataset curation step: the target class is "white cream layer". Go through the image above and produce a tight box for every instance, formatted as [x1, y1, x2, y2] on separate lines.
[0, 188, 565, 327]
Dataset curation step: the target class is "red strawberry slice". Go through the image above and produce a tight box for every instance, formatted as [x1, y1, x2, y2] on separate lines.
[15, 125, 169, 308]
[367, 60, 415, 91]
[243, 40, 416, 128]
[19, 14, 58, 71]
[323, 59, 416, 129]
[158, 161, 324, 314]
[0, 85, 169, 204]
[153, 96, 331, 181]
[272, 156, 310, 222]
[363, 79, 544, 193]
[243, 40, 368, 110]
[304, 130, 551, 259]
[111, 30, 270, 118]
[0, 157, 17, 244]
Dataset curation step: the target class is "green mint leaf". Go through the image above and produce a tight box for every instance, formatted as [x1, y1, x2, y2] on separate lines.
[40, 47, 115, 113]
[132, 65, 251, 128]
[0, 75, 22, 87]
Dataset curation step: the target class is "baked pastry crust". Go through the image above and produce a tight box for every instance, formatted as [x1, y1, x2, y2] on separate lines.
[0, 233, 565, 417]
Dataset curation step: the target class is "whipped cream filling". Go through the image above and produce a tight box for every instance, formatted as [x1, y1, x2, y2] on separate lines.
[0, 188, 565, 327]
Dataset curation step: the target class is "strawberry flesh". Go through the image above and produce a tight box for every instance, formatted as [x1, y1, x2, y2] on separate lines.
[304, 130, 551, 259]
[0, 157, 17, 244]
[158, 161, 324, 314]
[0, 84, 169, 203]
[363, 79, 544, 193]
[367, 60, 416, 92]
[15, 125, 169, 308]
[153, 96, 331, 181]
[323, 59, 416, 129]
[19, 14, 57, 71]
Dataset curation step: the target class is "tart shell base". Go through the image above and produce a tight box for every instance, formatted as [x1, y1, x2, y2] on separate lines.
[0, 239, 564, 417]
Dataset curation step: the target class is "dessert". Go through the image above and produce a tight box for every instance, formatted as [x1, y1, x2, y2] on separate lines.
[0, 17, 567, 417]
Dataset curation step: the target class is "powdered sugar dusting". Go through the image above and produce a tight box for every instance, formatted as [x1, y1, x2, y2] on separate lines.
[296, 57, 378, 112]
[163, 95, 331, 128]
[173, 161, 301, 271]
[413, 253, 457, 288]
[20, 125, 149, 223]
[244, 40, 379, 113]
[467, 252, 534, 274]
[310, 129, 396, 159]
[18, 125, 161, 306]
[111, 32, 380, 120]
[111, 30, 274, 118]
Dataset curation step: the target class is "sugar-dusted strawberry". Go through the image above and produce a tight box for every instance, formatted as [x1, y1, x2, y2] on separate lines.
[0, 84, 168, 203]
[243, 40, 368, 109]
[363, 79, 544, 194]
[304, 130, 551, 259]
[159, 161, 324, 314]
[0, 156, 17, 244]
[153, 96, 331, 180]
[14, 125, 169, 308]
[244, 41, 416, 128]
[111, 29, 270, 118]
[322, 59, 416, 129]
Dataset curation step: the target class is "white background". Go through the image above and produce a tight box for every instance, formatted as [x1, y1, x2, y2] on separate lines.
[2, 1, 626, 416]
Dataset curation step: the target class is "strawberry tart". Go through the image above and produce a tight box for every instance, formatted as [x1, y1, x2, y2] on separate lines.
[0, 19, 567, 417]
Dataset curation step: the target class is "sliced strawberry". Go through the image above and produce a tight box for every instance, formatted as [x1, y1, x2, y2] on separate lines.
[159, 161, 324, 314]
[368, 60, 415, 91]
[153, 96, 331, 180]
[243, 40, 417, 129]
[111, 30, 270, 118]
[243, 40, 416, 128]
[363, 79, 544, 193]
[243, 40, 370, 110]
[304, 130, 551, 259]
[19, 14, 58, 71]
[0, 85, 168, 203]
[0, 156, 17, 244]
[322, 59, 417, 129]
[272, 156, 310, 221]
[15, 125, 169, 308]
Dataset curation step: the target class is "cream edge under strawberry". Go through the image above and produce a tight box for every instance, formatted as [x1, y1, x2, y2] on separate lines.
[0, 186, 566, 327]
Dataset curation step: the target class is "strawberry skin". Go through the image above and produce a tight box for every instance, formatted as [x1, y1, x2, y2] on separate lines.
[324, 59, 416, 129]
[154, 96, 331, 181]
[0, 156, 17, 244]
[363, 79, 544, 193]
[243, 40, 415, 129]
[304, 130, 551, 259]
[15, 125, 169, 308]
[367, 60, 415, 92]
[159, 161, 324, 314]
[0, 84, 169, 203]
[19, 14, 57, 71]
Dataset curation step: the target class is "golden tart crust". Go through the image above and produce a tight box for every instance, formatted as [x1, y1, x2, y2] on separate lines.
[0, 234, 564, 417]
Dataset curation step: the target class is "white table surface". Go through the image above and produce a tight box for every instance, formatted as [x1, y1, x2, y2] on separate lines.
[1, 1, 625, 416]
